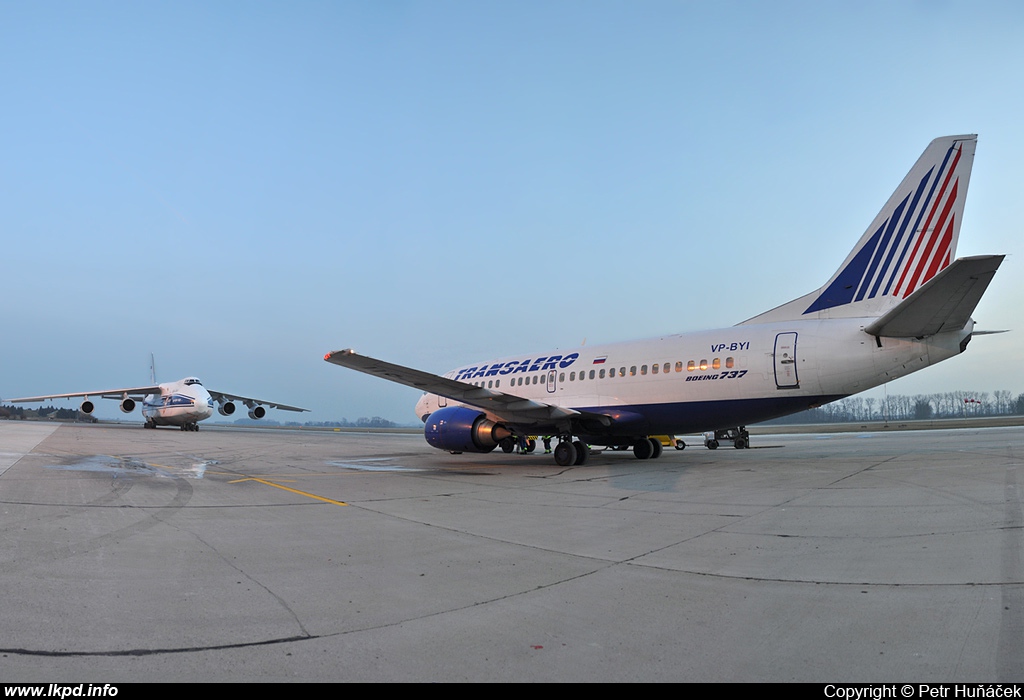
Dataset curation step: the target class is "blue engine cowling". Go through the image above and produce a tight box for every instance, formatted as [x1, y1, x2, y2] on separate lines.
[424, 406, 512, 453]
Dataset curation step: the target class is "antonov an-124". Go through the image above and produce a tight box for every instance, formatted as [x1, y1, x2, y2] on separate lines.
[7, 376, 308, 431]
[325, 135, 1003, 466]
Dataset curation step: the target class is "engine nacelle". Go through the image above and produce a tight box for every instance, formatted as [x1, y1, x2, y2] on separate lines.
[424, 406, 511, 453]
[80, 400, 95, 415]
[119, 398, 136, 414]
[248, 405, 266, 420]
[218, 401, 236, 416]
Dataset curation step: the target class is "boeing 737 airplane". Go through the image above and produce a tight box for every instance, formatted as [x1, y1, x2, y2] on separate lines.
[7, 377, 309, 430]
[325, 135, 1003, 466]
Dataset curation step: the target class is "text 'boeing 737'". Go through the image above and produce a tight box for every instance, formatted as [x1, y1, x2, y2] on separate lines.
[325, 135, 1003, 465]
[6, 377, 309, 431]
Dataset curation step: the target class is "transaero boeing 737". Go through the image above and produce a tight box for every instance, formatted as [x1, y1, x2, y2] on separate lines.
[7, 377, 308, 431]
[325, 135, 1003, 466]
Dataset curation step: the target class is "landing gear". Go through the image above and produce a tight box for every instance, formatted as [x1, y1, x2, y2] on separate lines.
[572, 440, 588, 465]
[500, 437, 515, 453]
[553, 441, 577, 467]
[633, 438, 653, 460]
[144, 420, 156, 429]
[179, 422, 200, 432]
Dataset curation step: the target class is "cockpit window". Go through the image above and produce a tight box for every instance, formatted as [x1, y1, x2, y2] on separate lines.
[184, 378, 203, 386]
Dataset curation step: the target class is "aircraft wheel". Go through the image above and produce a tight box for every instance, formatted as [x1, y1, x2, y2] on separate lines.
[554, 441, 577, 467]
[649, 438, 663, 459]
[500, 437, 515, 454]
[734, 436, 747, 449]
[572, 440, 588, 465]
[707, 440, 719, 450]
[674, 440, 686, 450]
[527, 439, 537, 454]
[633, 438, 653, 460]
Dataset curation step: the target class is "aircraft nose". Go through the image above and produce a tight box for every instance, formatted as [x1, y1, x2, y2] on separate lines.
[415, 394, 430, 423]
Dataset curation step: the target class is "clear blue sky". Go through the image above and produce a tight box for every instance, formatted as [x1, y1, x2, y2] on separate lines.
[2, 1, 1022, 422]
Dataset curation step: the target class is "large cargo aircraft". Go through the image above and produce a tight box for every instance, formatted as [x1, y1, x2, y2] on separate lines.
[7, 376, 308, 431]
[326, 135, 1003, 466]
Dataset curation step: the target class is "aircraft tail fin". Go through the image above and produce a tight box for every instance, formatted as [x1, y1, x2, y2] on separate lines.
[863, 254, 1003, 338]
[742, 135, 978, 324]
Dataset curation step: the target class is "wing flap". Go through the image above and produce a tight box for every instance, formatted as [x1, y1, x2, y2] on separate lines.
[864, 255, 1004, 338]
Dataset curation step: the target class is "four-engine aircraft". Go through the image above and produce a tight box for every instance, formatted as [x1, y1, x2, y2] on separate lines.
[324, 134, 1004, 465]
[7, 377, 308, 431]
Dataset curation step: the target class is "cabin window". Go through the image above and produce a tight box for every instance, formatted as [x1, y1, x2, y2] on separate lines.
[675, 361, 683, 372]
[619, 367, 626, 377]
[652, 364, 659, 374]
[726, 357, 734, 369]
[687, 361, 696, 372]
[570, 372, 576, 381]
[599, 369, 606, 379]
[559, 372, 565, 382]
[712, 358, 721, 370]
[641, 365, 648, 375]
[589, 370, 595, 379]
[630, 366, 637, 376]
[699, 359, 708, 371]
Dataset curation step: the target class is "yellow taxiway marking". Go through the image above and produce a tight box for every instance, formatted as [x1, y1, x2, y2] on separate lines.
[230, 477, 349, 506]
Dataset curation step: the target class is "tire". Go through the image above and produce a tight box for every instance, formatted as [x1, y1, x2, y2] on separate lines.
[674, 440, 686, 450]
[573, 440, 588, 465]
[734, 436, 747, 449]
[707, 440, 719, 450]
[554, 441, 577, 467]
[500, 437, 515, 454]
[649, 437, 663, 459]
[633, 439, 654, 460]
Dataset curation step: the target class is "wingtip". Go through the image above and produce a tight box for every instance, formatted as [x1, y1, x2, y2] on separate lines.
[324, 349, 354, 362]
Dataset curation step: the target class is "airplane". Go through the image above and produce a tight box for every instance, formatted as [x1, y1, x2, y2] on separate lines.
[6, 376, 309, 431]
[324, 134, 1004, 466]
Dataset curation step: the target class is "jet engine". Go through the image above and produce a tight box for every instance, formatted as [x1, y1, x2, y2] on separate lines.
[247, 405, 266, 420]
[119, 398, 136, 414]
[424, 406, 511, 453]
[80, 400, 95, 415]
[218, 401, 236, 416]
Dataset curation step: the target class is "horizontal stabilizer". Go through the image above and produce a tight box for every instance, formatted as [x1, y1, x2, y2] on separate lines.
[863, 255, 1003, 338]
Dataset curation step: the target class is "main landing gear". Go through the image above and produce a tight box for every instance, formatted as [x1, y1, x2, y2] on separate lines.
[180, 422, 200, 432]
[553, 438, 590, 467]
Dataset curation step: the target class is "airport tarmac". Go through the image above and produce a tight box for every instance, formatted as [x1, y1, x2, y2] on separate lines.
[0, 421, 1021, 682]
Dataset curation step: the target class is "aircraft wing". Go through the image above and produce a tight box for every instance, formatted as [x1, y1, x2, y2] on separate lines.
[324, 349, 612, 427]
[206, 390, 309, 412]
[5, 385, 162, 403]
[864, 255, 1004, 338]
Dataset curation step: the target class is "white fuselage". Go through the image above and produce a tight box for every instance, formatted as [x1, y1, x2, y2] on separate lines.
[142, 378, 215, 427]
[414, 318, 970, 439]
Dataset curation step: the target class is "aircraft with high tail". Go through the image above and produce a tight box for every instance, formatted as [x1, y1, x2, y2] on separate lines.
[325, 134, 1003, 466]
[6, 373, 309, 431]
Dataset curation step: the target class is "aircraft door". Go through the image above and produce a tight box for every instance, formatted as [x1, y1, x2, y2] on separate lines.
[546, 370, 557, 393]
[774, 332, 799, 389]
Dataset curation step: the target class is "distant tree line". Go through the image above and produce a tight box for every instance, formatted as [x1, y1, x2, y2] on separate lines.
[0, 405, 97, 422]
[767, 390, 1024, 425]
